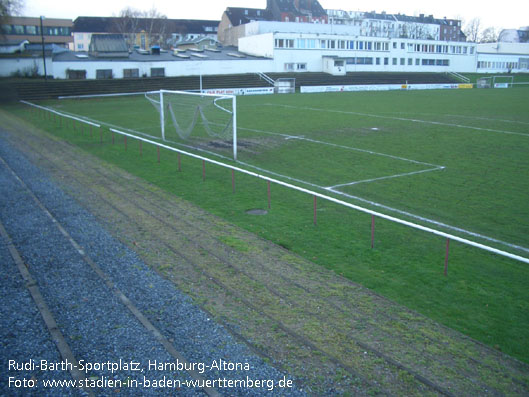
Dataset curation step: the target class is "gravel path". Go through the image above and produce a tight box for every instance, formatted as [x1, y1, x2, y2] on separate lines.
[0, 130, 304, 396]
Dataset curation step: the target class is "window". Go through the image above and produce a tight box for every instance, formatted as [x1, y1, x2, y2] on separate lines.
[393, 42, 397, 49]
[338, 40, 346, 49]
[320, 40, 326, 49]
[392, 58, 397, 65]
[151, 68, 165, 77]
[400, 58, 405, 65]
[284, 63, 295, 71]
[376, 57, 381, 65]
[96, 69, 113, 79]
[26, 26, 37, 35]
[13, 25, 24, 34]
[348, 57, 373, 65]
[401, 42, 405, 49]
[297, 39, 306, 49]
[384, 57, 389, 65]
[347, 40, 354, 50]
[77, 44, 84, 50]
[67, 70, 86, 80]
[123, 68, 139, 78]
[308, 39, 316, 49]
[408, 58, 413, 65]
[297, 63, 307, 71]
[1, 24, 11, 34]
[329, 40, 336, 49]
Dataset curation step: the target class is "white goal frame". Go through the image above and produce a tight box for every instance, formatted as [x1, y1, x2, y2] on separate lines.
[149, 89, 238, 161]
[493, 75, 514, 88]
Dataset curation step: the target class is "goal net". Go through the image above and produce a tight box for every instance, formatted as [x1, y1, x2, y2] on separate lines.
[476, 77, 492, 88]
[145, 90, 238, 160]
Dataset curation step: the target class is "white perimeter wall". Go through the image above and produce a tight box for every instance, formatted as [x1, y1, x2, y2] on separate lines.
[51, 58, 275, 79]
[0, 57, 52, 77]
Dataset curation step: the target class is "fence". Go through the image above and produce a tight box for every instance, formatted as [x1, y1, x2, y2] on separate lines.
[21, 100, 529, 274]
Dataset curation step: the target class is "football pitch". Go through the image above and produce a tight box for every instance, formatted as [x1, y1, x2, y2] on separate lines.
[22, 86, 529, 362]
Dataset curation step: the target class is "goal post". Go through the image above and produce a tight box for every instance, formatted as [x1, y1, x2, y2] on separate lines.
[145, 89, 238, 161]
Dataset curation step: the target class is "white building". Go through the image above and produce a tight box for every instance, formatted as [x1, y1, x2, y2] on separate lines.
[239, 21, 477, 74]
[477, 42, 529, 73]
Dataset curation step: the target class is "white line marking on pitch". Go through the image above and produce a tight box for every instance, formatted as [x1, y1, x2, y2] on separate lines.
[265, 104, 529, 138]
[381, 112, 529, 127]
[237, 125, 443, 168]
[328, 166, 445, 188]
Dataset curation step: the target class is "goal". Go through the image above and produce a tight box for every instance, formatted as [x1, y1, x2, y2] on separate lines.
[493, 75, 514, 88]
[476, 77, 492, 88]
[274, 78, 296, 94]
[145, 90, 238, 160]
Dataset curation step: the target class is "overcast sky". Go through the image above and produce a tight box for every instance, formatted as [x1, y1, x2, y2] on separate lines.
[23, 0, 528, 31]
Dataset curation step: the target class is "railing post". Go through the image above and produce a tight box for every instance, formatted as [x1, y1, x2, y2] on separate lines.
[313, 196, 317, 225]
[371, 215, 375, 249]
[444, 238, 450, 276]
[267, 181, 271, 209]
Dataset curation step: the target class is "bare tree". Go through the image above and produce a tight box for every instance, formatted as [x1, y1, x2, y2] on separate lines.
[142, 6, 169, 48]
[480, 26, 499, 43]
[1, 0, 23, 18]
[113, 7, 143, 49]
[114, 6, 169, 50]
[464, 18, 481, 42]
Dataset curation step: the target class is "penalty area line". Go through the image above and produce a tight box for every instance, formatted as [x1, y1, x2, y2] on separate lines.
[328, 166, 445, 188]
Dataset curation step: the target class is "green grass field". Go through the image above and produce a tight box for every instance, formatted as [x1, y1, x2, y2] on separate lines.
[14, 84, 529, 363]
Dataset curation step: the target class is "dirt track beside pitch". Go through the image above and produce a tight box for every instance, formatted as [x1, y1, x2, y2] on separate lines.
[1, 108, 528, 396]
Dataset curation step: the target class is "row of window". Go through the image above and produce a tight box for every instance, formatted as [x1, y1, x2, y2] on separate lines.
[346, 57, 450, 66]
[274, 38, 474, 55]
[2, 24, 71, 36]
[477, 61, 523, 70]
[70, 68, 166, 79]
[284, 58, 450, 71]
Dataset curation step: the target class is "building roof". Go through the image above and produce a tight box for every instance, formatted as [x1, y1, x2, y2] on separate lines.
[53, 46, 266, 62]
[73, 17, 219, 34]
[273, 0, 326, 18]
[89, 34, 129, 57]
[225, 8, 271, 27]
